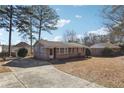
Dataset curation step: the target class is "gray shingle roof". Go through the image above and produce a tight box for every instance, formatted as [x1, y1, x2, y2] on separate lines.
[35, 40, 88, 48]
[14, 42, 30, 47]
[90, 43, 120, 49]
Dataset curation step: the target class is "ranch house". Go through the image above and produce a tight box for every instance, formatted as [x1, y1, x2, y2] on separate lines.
[34, 40, 88, 60]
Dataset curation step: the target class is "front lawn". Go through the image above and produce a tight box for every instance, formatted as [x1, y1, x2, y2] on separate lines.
[0, 66, 11, 73]
[0, 60, 12, 73]
[54, 56, 124, 88]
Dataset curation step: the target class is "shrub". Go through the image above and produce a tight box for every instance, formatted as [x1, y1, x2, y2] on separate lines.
[11, 52, 16, 57]
[119, 44, 124, 51]
[102, 47, 114, 57]
[85, 48, 91, 57]
[17, 48, 28, 57]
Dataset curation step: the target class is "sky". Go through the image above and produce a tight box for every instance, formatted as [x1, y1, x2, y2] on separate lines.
[0, 5, 107, 45]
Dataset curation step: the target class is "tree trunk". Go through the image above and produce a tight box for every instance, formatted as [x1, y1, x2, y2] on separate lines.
[30, 17, 33, 55]
[30, 33, 32, 55]
[8, 5, 13, 57]
[38, 20, 42, 41]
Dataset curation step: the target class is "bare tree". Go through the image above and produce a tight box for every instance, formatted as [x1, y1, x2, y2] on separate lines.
[63, 30, 80, 43]
[102, 5, 124, 43]
[81, 32, 109, 46]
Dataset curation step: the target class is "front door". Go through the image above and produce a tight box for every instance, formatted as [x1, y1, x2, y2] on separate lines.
[49, 48, 53, 59]
[53, 48, 56, 59]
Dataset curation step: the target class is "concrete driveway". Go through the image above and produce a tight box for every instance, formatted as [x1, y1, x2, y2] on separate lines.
[0, 60, 103, 88]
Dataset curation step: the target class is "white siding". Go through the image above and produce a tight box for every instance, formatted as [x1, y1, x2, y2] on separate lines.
[34, 44, 48, 59]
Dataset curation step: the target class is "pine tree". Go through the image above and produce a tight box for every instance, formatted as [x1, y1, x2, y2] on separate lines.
[0, 5, 19, 56]
[34, 5, 59, 40]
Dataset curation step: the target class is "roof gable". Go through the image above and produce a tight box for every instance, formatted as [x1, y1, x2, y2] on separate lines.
[14, 42, 30, 47]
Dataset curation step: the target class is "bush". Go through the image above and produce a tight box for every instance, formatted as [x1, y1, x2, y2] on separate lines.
[11, 52, 16, 57]
[102, 47, 114, 57]
[119, 44, 124, 51]
[17, 48, 28, 57]
[85, 48, 91, 57]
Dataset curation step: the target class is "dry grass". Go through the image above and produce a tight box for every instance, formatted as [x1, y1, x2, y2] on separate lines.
[0, 61, 12, 73]
[0, 66, 11, 73]
[54, 56, 124, 88]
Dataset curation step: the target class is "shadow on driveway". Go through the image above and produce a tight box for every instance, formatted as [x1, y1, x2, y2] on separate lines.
[50, 57, 91, 64]
[3, 57, 91, 68]
[3, 58, 50, 68]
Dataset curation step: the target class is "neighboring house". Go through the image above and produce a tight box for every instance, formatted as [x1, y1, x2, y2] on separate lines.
[90, 42, 120, 56]
[34, 40, 88, 60]
[0, 45, 10, 57]
[0, 42, 30, 57]
[0, 45, 9, 53]
[13, 42, 31, 56]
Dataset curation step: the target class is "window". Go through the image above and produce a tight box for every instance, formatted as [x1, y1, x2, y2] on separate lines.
[72, 48, 74, 53]
[56, 48, 59, 54]
[49, 49, 53, 55]
[64, 48, 68, 54]
[77, 48, 78, 53]
[82, 48, 84, 52]
[60, 48, 64, 54]
[68, 48, 71, 54]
